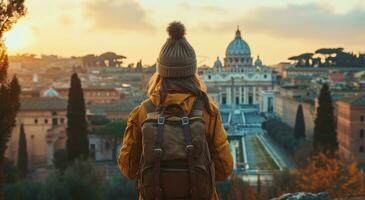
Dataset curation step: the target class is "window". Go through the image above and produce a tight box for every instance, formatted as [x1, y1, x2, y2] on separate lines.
[264, 74, 267, 79]
[60, 118, 65, 124]
[222, 93, 227, 105]
[361, 115, 364, 122]
[361, 129, 364, 138]
[360, 146, 364, 153]
[34, 119, 38, 124]
[44, 119, 48, 124]
[52, 118, 58, 126]
[52, 112, 57, 116]
[208, 75, 211, 80]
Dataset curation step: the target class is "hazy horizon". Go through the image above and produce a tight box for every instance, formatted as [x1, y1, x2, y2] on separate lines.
[4, 0, 365, 66]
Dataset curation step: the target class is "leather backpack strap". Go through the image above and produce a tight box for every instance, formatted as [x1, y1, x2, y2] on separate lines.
[190, 96, 204, 117]
[154, 115, 165, 200]
[143, 99, 156, 113]
[181, 115, 199, 200]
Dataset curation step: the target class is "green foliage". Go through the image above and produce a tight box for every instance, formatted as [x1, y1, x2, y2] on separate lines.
[0, 0, 27, 38]
[262, 119, 311, 165]
[53, 149, 68, 174]
[5, 161, 104, 200]
[61, 160, 104, 200]
[38, 175, 71, 200]
[289, 47, 365, 68]
[0, 61, 21, 200]
[66, 73, 89, 162]
[104, 175, 138, 200]
[294, 104, 306, 139]
[262, 119, 297, 154]
[3, 159, 18, 184]
[17, 124, 27, 178]
[313, 84, 338, 157]
[95, 120, 127, 160]
[4, 180, 42, 200]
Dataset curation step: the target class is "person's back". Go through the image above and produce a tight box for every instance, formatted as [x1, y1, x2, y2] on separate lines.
[118, 22, 233, 200]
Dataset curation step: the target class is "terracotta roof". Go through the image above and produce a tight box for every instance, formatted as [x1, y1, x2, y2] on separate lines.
[21, 97, 68, 111]
[88, 96, 144, 114]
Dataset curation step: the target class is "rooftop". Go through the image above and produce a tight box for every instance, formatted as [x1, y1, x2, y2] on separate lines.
[340, 94, 365, 105]
[21, 97, 68, 111]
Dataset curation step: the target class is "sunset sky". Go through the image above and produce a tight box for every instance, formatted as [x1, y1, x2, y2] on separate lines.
[4, 0, 365, 66]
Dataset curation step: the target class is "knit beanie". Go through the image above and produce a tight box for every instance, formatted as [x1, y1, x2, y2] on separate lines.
[156, 21, 197, 78]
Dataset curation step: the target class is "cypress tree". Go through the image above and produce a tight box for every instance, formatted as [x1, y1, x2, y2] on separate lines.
[313, 84, 338, 156]
[0, 2, 26, 199]
[17, 123, 28, 178]
[66, 73, 89, 162]
[294, 104, 306, 139]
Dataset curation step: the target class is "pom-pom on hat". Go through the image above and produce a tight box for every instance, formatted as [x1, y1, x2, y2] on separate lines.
[157, 21, 197, 78]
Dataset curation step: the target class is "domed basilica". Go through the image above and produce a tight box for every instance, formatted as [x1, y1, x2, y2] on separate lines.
[202, 27, 277, 113]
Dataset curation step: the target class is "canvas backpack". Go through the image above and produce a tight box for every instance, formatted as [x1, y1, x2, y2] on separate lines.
[138, 98, 215, 200]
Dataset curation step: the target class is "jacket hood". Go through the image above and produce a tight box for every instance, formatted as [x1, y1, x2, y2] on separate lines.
[150, 92, 197, 113]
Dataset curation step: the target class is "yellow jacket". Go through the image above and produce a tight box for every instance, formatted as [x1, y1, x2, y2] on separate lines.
[118, 92, 233, 199]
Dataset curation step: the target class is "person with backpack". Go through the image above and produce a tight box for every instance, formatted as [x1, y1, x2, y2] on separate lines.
[118, 21, 233, 200]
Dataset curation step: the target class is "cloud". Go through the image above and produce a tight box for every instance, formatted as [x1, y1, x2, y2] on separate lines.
[58, 15, 73, 26]
[201, 5, 226, 14]
[205, 3, 365, 43]
[82, 0, 155, 32]
[178, 2, 226, 14]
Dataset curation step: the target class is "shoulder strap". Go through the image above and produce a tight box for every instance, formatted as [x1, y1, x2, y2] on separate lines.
[142, 98, 156, 113]
[190, 97, 204, 117]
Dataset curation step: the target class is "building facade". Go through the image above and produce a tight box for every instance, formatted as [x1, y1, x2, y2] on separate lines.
[201, 28, 277, 113]
[337, 95, 365, 167]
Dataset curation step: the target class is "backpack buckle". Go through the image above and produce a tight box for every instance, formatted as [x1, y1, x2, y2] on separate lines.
[157, 117, 165, 125]
[154, 148, 163, 157]
[181, 117, 189, 125]
[186, 144, 194, 152]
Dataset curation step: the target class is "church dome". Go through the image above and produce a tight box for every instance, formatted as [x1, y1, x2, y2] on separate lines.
[255, 55, 262, 66]
[226, 28, 251, 56]
[213, 57, 222, 68]
[43, 88, 59, 97]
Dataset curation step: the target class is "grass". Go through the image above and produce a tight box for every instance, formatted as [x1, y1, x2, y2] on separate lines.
[250, 136, 280, 171]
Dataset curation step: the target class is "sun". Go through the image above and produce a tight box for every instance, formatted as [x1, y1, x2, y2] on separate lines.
[4, 22, 33, 52]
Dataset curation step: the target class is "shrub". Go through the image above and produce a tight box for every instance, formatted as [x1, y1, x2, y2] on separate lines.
[5, 180, 42, 200]
[104, 175, 138, 200]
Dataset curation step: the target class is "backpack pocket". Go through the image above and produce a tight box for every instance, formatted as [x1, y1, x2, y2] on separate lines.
[194, 166, 212, 199]
[161, 168, 191, 199]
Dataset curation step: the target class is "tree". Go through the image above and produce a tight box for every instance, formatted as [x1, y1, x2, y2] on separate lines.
[53, 149, 68, 174]
[0, 1, 26, 199]
[17, 123, 27, 178]
[294, 104, 306, 139]
[291, 153, 365, 198]
[66, 73, 89, 162]
[95, 120, 127, 160]
[3, 159, 18, 184]
[313, 84, 338, 157]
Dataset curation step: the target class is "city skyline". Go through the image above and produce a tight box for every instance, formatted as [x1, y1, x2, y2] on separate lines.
[4, 0, 365, 65]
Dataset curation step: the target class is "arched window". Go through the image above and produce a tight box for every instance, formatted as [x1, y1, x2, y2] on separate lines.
[360, 129, 364, 138]
[361, 115, 364, 122]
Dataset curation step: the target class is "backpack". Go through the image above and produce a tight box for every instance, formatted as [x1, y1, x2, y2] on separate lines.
[138, 98, 215, 200]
